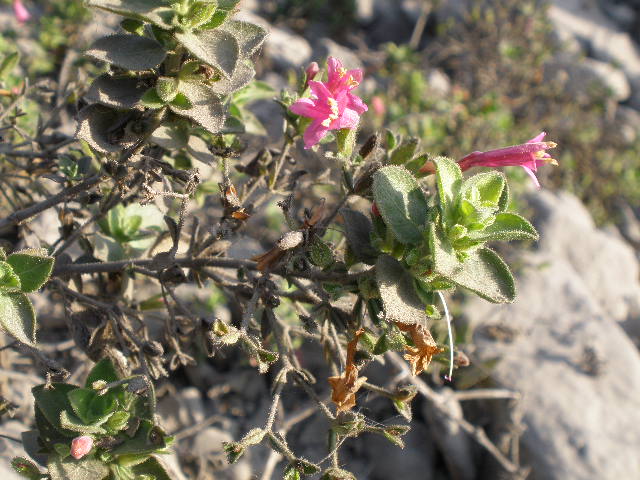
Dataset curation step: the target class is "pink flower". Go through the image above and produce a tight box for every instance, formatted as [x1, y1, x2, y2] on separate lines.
[456, 132, 558, 189]
[13, 0, 31, 23]
[70, 436, 93, 460]
[371, 96, 386, 117]
[290, 57, 368, 149]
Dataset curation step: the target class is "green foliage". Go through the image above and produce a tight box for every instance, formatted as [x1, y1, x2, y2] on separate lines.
[372, 166, 429, 245]
[17, 360, 172, 479]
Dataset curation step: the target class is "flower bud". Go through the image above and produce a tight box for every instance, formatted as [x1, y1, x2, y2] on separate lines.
[70, 436, 93, 460]
[305, 62, 320, 85]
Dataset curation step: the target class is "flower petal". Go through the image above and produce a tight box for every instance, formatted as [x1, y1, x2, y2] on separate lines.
[522, 166, 541, 189]
[303, 121, 329, 149]
[528, 132, 546, 143]
[336, 107, 360, 129]
[290, 98, 327, 120]
[347, 93, 368, 114]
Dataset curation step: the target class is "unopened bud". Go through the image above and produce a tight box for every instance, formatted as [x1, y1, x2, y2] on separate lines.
[305, 62, 320, 86]
[70, 436, 93, 460]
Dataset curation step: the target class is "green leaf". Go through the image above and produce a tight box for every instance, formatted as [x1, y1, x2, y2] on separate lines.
[430, 225, 516, 303]
[48, 457, 110, 480]
[7, 248, 54, 293]
[199, 9, 229, 29]
[432, 156, 462, 225]
[240, 428, 265, 446]
[372, 166, 429, 245]
[169, 83, 225, 134]
[220, 20, 268, 57]
[0, 292, 36, 344]
[32, 384, 77, 435]
[170, 92, 193, 109]
[232, 80, 275, 106]
[0, 52, 19, 81]
[184, 1, 218, 29]
[140, 88, 166, 109]
[155, 77, 179, 103]
[309, 238, 333, 268]
[67, 389, 96, 424]
[131, 457, 173, 480]
[340, 209, 377, 265]
[11, 457, 41, 479]
[175, 30, 239, 78]
[467, 213, 538, 242]
[460, 171, 506, 208]
[209, 59, 256, 95]
[86, 359, 120, 387]
[59, 410, 107, 435]
[376, 255, 427, 325]
[111, 420, 168, 456]
[0, 261, 21, 291]
[390, 138, 419, 165]
[86, 34, 167, 71]
[86, 75, 148, 109]
[86, 0, 175, 29]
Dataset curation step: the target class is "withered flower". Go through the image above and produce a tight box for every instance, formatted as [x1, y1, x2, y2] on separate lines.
[328, 329, 367, 413]
[396, 323, 444, 376]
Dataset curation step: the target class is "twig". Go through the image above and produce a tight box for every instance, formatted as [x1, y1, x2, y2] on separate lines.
[385, 351, 521, 474]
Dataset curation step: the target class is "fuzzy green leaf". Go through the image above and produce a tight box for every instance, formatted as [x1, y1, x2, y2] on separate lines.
[372, 166, 429, 245]
[155, 77, 179, 103]
[208, 60, 255, 95]
[86, 0, 174, 29]
[48, 457, 110, 480]
[175, 30, 239, 78]
[390, 138, 419, 165]
[340, 209, 377, 265]
[131, 457, 173, 480]
[86, 75, 148, 109]
[0, 261, 21, 292]
[7, 248, 54, 293]
[32, 384, 77, 435]
[170, 83, 225, 134]
[432, 156, 462, 224]
[220, 20, 268, 57]
[86, 34, 167, 71]
[59, 410, 107, 435]
[430, 225, 516, 303]
[0, 292, 36, 345]
[467, 213, 538, 242]
[460, 171, 506, 208]
[376, 255, 427, 325]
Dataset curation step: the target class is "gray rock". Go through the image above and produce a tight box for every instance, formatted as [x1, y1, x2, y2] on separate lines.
[193, 427, 252, 480]
[356, 0, 375, 23]
[313, 38, 364, 71]
[266, 27, 312, 72]
[614, 105, 640, 144]
[528, 191, 640, 326]
[464, 190, 640, 480]
[547, 0, 640, 106]
[546, 54, 631, 102]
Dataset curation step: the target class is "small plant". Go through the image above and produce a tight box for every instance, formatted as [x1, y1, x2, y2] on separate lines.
[14, 359, 173, 479]
[0, 0, 559, 478]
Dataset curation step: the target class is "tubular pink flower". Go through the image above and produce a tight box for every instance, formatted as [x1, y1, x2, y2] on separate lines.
[290, 58, 368, 149]
[13, 0, 31, 23]
[456, 132, 558, 189]
[70, 436, 93, 460]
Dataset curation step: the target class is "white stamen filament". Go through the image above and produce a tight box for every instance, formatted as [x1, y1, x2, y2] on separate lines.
[437, 291, 454, 381]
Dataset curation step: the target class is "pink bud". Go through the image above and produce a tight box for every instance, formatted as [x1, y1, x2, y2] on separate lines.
[372, 96, 386, 117]
[305, 62, 320, 85]
[13, 0, 31, 23]
[70, 436, 93, 460]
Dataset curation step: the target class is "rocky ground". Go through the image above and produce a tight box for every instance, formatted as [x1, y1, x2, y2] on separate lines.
[0, 0, 639, 479]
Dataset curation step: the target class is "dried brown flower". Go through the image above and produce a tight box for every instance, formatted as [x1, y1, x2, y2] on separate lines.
[396, 323, 444, 376]
[328, 329, 367, 413]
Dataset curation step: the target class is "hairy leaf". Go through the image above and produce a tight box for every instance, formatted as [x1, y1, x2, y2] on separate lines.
[175, 30, 239, 78]
[376, 255, 426, 325]
[7, 248, 54, 293]
[372, 166, 429, 245]
[86, 0, 174, 29]
[170, 83, 225, 134]
[220, 20, 268, 57]
[432, 156, 462, 224]
[48, 457, 110, 480]
[340, 209, 377, 265]
[0, 292, 36, 344]
[85, 75, 148, 109]
[86, 34, 166, 71]
[467, 213, 538, 242]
